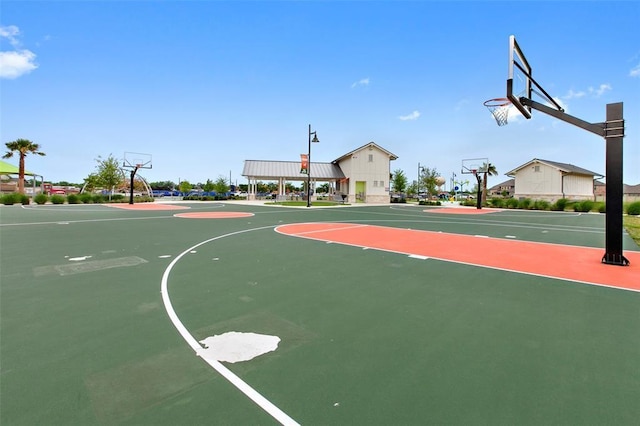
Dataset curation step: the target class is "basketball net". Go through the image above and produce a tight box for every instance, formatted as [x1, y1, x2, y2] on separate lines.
[484, 98, 511, 126]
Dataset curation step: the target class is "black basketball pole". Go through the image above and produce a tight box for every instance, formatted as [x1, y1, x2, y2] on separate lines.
[602, 103, 628, 265]
[520, 98, 629, 266]
[129, 166, 139, 205]
[475, 173, 482, 209]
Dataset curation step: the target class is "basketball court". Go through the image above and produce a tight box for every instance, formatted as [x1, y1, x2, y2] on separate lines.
[1, 200, 639, 425]
[2, 34, 637, 426]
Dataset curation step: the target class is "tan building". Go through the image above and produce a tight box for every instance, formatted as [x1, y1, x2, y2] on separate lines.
[242, 142, 398, 203]
[505, 159, 601, 202]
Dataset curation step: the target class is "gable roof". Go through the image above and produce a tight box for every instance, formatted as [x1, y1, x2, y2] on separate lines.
[489, 178, 515, 191]
[624, 184, 640, 195]
[332, 141, 398, 164]
[505, 158, 602, 178]
[242, 160, 345, 180]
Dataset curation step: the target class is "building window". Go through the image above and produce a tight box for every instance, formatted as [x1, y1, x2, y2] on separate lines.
[534, 165, 540, 172]
[368, 154, 373, 162]
[373, 180, 378, 187]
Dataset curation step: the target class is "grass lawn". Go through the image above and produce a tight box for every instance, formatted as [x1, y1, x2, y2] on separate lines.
[623, 215, 640, 246]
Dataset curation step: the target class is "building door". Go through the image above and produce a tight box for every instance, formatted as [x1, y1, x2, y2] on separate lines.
[356, 181, 366, 202]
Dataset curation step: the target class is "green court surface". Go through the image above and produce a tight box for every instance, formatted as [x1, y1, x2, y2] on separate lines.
[1, 202, 639, 425]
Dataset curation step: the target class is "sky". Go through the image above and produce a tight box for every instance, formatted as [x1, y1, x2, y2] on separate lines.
[1, 1, 639, 190]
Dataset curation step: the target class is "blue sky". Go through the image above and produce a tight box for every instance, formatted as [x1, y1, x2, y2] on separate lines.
[2, 1, 639, 189]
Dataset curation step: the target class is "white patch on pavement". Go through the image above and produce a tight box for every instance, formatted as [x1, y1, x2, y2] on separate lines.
[199, 332, 280, 363]
[68, 256, 92, 261]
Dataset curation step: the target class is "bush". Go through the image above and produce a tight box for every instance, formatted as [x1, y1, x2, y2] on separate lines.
[518, 198, 532, 209]
[551, 198, 568, 211]
[67, 194, 80, 204]
[1, 193, 19, 205]
[532, 200, 550, 211]
[598, 203, 606, 213]
[80, 193, 94, 203]
[627, 201, 640, 216]
[489, 198, 504, 208]
[34, 193, 48, 205]
[20, 194, 30, 205]
[506, 198, 519, 209]
[92, 194, 105, 203]
[50, 195, 65, 204]
[574, 200, 594, 212]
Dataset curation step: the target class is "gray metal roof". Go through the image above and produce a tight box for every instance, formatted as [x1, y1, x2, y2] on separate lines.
[242, 160, 346, 180]
[333, 141, 398, 163]
[505, 158, 602, 178]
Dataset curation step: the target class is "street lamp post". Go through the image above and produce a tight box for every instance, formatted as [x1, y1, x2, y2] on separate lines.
[307, 124, 319, 207]
[417, 163, 425, 199]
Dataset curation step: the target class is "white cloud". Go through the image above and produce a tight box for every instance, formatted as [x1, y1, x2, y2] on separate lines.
[588, 83, 612, 97]
[351, 77, 369, 88]
[0, 50, 38, 79]
[0, 25, 38, 79]
[630, 64, 640, 77]
[564, 89, 586, 100]
[398, 110, 420, 121]
[551, 97, 569, 113]
[0, 25, 20, 47]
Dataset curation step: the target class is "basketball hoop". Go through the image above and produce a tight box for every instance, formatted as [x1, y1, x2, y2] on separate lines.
[484, 98, 512, 126]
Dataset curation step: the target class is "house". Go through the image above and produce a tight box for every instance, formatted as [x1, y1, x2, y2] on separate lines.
[242, 142, 398, 203]
[331, 142, 398, 203]
[623, 184, 640, 202]
[488, 178, 515, 198]
[505, 159, 602, 202]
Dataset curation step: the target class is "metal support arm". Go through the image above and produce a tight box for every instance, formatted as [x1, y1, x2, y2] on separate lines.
[520, 98, 606, 137]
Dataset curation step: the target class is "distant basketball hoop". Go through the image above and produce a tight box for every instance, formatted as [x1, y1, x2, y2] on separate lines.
[484, 98, 512, 126]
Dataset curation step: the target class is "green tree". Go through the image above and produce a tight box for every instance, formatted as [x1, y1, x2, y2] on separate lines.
[149, 180, 176, 190]
[3, 138, 46, 194]
[391, 169, 408, 193]
[82, 173, 100, 193]
[481, 163, 498, 204]
[419, 167, 440, 196]
[212, 176, 229, 195]
[95, 155, 124, 200]
[202, 179, 215, 193]
[179, 180, 192, 194]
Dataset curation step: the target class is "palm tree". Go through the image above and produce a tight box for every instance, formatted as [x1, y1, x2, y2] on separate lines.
[3, 139, 46, 194]
[482, 163, 498, 204]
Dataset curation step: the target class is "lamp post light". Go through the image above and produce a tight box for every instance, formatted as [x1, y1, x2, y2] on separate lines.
[307, 124, 320, 207]
[417, 163, 425, 199]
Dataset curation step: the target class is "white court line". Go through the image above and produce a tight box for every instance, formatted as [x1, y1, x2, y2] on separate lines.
[160, 226, 299, 426]
[275, 223, 369, 237]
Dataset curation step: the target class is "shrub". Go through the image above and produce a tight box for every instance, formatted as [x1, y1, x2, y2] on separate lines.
[67, 194, 80, 204]
[92, 194, 105, 203]
[627, 201, 640, 216]
[1, 193, 19, 205]
[532, 200, 550, 211]
[489, 197, 504, 208]
[551, 198, 568, 211]
[506, 198, 519, 209]
[518, 198, 532, 209]
[80, 193, 94, 203]
[20, 194, 30, 205]
[598, 203, 606, 213]
[50, 195, 65, 204]
[34, 193, 48, 205]
[574, 200, 594, 212]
